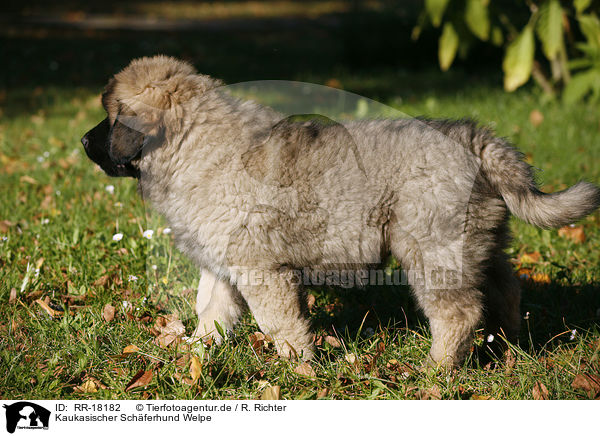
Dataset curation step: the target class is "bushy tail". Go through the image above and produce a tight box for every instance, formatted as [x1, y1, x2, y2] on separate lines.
[479, 138, 600, 229]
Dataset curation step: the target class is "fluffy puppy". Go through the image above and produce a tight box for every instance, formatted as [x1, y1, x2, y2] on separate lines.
[82, 55, 600, 367]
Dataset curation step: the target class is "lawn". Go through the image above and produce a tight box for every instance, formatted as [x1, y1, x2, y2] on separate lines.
[1, 3, 599, 400]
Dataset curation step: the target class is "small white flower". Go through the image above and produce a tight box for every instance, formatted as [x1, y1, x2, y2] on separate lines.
[114, 202, 123, 208]
[105, 185, 115, 194]
[43, 151, 50, 158]
[1, 236, 7, 242]
[122, 301, 130, 308]
[41, 218, 50, 225]
[55, 190, 61, 196]
[163, 227, 172, 235]
[37, 156, 45, 163]
[151, 264, 157, 271]
[112, 233, 123, 241]
[569, 329, 577, 340]
[486, 334, 495, 343]
[524, 312, 530, 320]
[142, 229, 154, 239]
[128, 275, 138, 282]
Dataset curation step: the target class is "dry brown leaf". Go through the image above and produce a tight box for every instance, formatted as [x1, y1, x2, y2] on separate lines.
[0, 220, 13, 233]
[558, 225, 586, 243]
[122, 345, 140, 354]
[306, 294, 316, 310]
[417, 385, 441, 400]
[529, 109, 544, 127]
[125, 369, 153, 392]
[35, 299, 62, 318]
[94, 275, 110, 287]
[470, 394, 494, 400]
[531, 273, 551, 285]
[261, 385, 281, 400]
[190, 356, 202, 384]
[74, 379, 98, 394]
[532, 381, 549, 400]
[294, 362, 316, 378]
[86, 376, 107, 390]
[572, 373, 600, 397]
[519, 251, 541, 264]
[316, 388, 329, 399]
[102, 304, 116, 322]
[249, 332, 266, 353]
[20, 175, 38, 185]
[154, 314, 186, 348]
[324, 335, 342, 348]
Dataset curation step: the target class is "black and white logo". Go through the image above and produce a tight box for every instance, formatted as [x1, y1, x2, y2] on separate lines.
[2, 402, 50, 434]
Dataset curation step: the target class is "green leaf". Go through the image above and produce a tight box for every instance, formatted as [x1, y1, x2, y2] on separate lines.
[536, 0, 564, 60]
[575, 0, 592, 14]
[439, 22, 460, 71]
[426, 0, 450, 28]
[563, 69, 600, 103]
[465, 0, 490, 41]
[503, 26, 535, 92]
[491, 26, 504, 46]
[578, 14, 600, 48]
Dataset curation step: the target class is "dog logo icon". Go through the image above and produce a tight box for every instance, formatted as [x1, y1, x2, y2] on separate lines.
[2, 402, 50, 433]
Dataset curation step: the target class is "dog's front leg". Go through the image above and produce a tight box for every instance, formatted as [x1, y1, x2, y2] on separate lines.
[236, 268, 314, 360]
[192, 269, 246, 344]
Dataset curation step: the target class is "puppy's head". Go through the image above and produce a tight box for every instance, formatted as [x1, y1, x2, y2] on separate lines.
[81, 55, 221, 178]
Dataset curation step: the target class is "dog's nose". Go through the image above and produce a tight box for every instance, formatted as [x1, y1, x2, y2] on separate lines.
[81, 135, 89, 149]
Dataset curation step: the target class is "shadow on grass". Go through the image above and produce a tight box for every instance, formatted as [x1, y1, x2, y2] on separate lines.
[308, 274, 600, 357]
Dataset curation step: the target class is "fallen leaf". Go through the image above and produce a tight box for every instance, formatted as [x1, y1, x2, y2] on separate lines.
[417, 385, 442, 400]
[154, 314, 186, 348]
[190, 356, 202, 384]
[519, 251, 541, 264]
[9, 288, 17, 304]
[532, 381, 549, 400]
[306, 294, 316, 310]
[324, 336, 342, 348]
[122, 345, 140, 354]
[558, 225, 586, 243]
[74, 379, 97, 394]
[20, 175, 38, 185]
[470, 394, 494, 400]
[35, 299, 63, 318]
[316, 388, 329, 399]
[572, 373, 600, 397]
[531, 273, 551, 285]
[102, 304, 116, 322]
[294, 362, 316, 378]
[261, 385, 281, 400]
[529, 109, 544, 127]
[0, 220, 13, 233]
[249, 332, 266, 353]
[125, 369, 153, 392]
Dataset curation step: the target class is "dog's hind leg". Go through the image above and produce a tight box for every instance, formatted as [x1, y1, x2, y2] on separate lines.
[390, 229, 485, 369]
[192, 269, 247, 344]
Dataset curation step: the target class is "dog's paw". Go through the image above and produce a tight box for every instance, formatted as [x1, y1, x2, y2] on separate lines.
[191, 320, 226, 345]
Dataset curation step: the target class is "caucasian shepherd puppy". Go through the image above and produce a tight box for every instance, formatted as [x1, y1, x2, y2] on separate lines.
[82, 55, 600, 368]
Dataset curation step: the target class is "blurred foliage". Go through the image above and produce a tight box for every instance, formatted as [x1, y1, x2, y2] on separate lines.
[414, 0, 600, 102]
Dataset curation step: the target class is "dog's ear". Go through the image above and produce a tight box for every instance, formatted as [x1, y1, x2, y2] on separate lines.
[108, 107, 146, 164]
